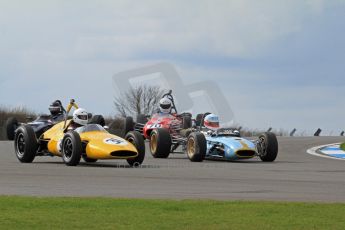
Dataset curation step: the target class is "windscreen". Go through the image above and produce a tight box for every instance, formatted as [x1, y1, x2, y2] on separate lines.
[75, 124, 106, 134]
[216, 128, 240, 137]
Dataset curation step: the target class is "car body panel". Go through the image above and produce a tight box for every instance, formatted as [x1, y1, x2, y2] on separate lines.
[142, 113, 182, 139]
[205, 134, 257, 161]
[42, 120, 138, 159]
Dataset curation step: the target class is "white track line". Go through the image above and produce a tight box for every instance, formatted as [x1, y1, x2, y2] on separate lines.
[306, 143, 345, 161]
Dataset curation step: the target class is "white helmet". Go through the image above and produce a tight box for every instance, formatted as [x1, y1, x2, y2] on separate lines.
[73, 108, 88, 126]
[159, 98, 172, 114]
[204, 114, 220, 130]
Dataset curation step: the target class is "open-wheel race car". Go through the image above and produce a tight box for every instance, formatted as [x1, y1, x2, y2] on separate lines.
[4, 100, 106, 141]
[123, 90, 207, 162]
[4, 100, 66, 141]
[191, 113, 279, 162]
[14, 100, 145, 167]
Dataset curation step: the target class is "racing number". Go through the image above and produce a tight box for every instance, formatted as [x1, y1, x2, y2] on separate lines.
[148, 124, 162, 129]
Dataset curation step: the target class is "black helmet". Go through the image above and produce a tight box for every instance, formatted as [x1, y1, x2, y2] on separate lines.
[49, 100, 64, 116]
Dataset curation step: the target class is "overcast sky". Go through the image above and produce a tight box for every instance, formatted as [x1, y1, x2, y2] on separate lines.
[0, 0, 344, 135]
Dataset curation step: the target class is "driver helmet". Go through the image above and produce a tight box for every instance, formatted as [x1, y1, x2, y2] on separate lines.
[204, 114, 220, 130]
[159, 97, 172, 114]
[73, 108, 88, 126]
[49, 100, 64, 116]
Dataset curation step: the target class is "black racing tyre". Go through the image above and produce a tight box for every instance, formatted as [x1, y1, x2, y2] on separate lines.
[136, 114, 148, 124]
[201, 112, 211, 126]
[14, 125, 38, 163]
[186, 132, 207, 162]
[258, 132, 278, 162]
[195, 113, 211, 128]
[195, 114, 203, 127]
[89, 115, 105, 127]
[82, 155, 98, 163]
[5, 117, 19, 141]
[62, 131, 82, 166]
[150, 128, 171, 158]
[123, 117, 134, 138]
[125, 131, 146, 167]
[182, 115, 192, 129]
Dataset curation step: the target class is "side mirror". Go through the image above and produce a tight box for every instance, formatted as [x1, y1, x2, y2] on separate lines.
[88, 113, 93, 119]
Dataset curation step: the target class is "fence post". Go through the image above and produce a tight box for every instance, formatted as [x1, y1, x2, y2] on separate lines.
[290, 128, 297, 137]
[314, 128, 322, 136]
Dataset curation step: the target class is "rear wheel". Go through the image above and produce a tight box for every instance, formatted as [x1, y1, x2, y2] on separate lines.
[186, 132, 206, 162]
[125, 131, 145, 167]
[136, 114, 148, 124]
[182, 115, 192, 129]
[195, 112, 211, 128]
[62, 131, 82, 166]
[122, 117, 134, 138]
[258, 132, 278, 162]
[5, 117, 19, 140]
[150, 128, 171, 158]
[14, 125, 38, 163]
[89, 115, 105, 127]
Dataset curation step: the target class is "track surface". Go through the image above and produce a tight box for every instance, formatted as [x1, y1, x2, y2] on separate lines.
[1, 137, 344, 202]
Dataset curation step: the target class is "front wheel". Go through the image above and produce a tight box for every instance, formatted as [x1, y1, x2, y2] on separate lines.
[186, 132, 206, 162]
[150, 128, 171, 158]
[62, 131, 82, 166]
[257, 132, 278, 162]
[14, 125, 38, 163]
[125, 131, 145, 167]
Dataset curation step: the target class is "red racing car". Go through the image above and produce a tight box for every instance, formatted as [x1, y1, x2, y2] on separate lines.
[123, 91, 206, 162]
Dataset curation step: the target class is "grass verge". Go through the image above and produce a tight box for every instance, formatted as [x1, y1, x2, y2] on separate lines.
[0, 196, 344, 230]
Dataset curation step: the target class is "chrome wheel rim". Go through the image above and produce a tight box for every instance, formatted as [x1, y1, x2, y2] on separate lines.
[63, 138, 73, 161]
[16, 133, 25, 158]
[187, 137, 195, 158]
[258, 136, 267, 156]
[150, 133, 157, 153]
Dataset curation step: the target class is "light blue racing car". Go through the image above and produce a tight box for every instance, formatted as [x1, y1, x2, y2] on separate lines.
[185, 113, 278, 162]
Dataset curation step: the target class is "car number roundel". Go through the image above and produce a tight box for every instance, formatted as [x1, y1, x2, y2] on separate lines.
[103, 138, 127, 145]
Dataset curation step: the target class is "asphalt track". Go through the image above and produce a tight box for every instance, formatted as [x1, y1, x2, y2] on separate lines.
[1, 137, 344, 202]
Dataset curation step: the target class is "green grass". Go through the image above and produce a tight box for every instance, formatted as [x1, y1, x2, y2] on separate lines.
[0, 196, 344, 230]
[340, 142, 345, 151]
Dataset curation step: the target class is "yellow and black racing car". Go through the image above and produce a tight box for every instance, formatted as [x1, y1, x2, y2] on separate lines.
[14, 100, 145, 167]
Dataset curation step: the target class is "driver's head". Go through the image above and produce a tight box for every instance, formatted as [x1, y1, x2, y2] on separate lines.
[204, 114, 220, 130]
[159, 97, 172, 114]
[49, 100, 64, 116]
[73, 108, 88, 126]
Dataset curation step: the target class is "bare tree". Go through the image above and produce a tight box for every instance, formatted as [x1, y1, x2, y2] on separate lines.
[114, 85, 164, 117]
